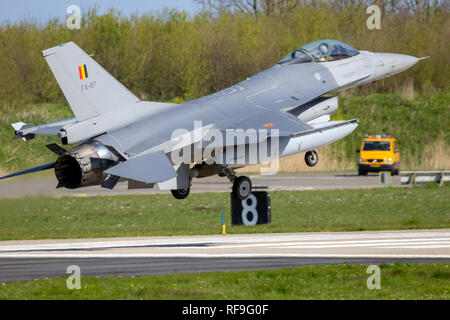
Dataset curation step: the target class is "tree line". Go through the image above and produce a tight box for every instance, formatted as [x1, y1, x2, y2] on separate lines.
[0, 0, 448, 107]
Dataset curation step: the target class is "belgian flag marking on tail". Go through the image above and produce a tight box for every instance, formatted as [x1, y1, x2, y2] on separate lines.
[78, 64, 88, 80]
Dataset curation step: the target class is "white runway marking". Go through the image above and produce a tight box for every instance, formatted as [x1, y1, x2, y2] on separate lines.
[209, 238, 450, 249]
[1, 231, 450, 251]
[0, 230, 449, 259]
[1, 253, 450, 259]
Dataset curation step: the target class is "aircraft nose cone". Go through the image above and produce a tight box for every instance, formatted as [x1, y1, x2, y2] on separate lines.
[382, 53, 419, 75]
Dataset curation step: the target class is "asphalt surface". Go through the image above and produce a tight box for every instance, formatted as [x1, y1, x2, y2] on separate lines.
[0, 172, 402, 197]
[2, 257, 449, 283]
[0, 229, 448, 282]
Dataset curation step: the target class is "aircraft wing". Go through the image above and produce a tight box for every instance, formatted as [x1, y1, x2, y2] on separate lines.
[204, 110, 313, 148]
[206, 111, 358, 149]
[224, 110, 313, 136]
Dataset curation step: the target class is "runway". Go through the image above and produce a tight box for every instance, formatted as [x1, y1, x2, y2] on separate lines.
[0, 172, 402, 197]
[0, 229, 449, 282]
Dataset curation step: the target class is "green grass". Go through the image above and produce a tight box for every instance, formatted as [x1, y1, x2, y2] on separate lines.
[1, 263, 449, 299]
[0, 185, 448, 240]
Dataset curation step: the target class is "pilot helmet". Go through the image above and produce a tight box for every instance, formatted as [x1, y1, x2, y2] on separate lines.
[319, 43, 329, 55]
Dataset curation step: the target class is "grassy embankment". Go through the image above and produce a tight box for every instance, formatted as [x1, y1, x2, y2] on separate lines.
[0, 93, 448, 175]
[0, 184, 448, 240]
[1, 263, 449, 299]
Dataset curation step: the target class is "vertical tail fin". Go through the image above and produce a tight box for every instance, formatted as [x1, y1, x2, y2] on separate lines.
[42, 42, 139, 121]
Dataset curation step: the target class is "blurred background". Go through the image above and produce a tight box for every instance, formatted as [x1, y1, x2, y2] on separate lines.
[0, 0, 448, 173]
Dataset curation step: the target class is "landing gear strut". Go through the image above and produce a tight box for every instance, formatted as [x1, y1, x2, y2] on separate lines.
[223, 169, 252, 200]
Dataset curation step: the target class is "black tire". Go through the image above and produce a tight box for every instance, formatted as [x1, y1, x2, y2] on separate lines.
[305, 150, 319, 167]
[394, 164, 400, 176]
[358, 167, 367, 176]
[232, 176, 252, 200]
[171, 188, 190, 200]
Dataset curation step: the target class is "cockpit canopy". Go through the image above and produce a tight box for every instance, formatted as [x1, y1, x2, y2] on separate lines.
[278, 39, 359, 65]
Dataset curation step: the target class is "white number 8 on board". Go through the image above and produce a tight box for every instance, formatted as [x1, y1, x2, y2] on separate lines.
[241, 194, 258, 225]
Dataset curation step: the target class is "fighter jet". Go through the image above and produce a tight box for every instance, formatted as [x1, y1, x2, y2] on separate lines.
[1, 39, 425, 200]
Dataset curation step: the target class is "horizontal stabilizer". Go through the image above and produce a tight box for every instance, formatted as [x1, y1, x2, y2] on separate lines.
[11, 122, 27, 131]
[0, 162, 55, 180]
[104, 152, 177, 184]
[12, 118, 77, 139]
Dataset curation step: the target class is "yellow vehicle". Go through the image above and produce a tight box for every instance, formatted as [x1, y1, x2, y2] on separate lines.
[357, 135, 400, 176]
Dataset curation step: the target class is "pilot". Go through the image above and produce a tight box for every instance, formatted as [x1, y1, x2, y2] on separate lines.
[317, 43, 329, 62]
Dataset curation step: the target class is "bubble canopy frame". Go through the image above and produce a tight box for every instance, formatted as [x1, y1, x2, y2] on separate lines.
[278, 39, 360, 65]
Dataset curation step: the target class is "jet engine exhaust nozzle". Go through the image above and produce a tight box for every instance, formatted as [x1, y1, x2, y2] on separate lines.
[54, 141, 118, 189]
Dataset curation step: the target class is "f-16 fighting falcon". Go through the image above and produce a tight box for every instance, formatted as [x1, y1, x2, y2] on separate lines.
[1, 39, 425, 200]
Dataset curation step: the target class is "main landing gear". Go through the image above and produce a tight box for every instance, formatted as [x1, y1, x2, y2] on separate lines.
[171, 188, 190, 200]
[170, 167, 253, 201]
[171, 177, 192, 200]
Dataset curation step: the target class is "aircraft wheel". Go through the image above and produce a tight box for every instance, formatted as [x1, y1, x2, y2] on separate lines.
[171, 188, 190, 200]
[232, 176, 252, 200]
[305, 150, 319, 167]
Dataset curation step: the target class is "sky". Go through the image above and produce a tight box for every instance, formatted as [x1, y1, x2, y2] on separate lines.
[0, 0, 201, 24]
